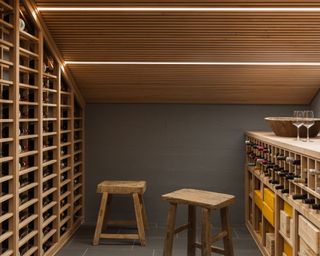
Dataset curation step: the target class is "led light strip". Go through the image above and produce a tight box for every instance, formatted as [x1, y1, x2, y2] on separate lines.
[64, 61, 320, 66]
[37, 7, 320, 12]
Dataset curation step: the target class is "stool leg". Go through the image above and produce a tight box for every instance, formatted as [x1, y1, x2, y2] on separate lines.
[133, 192, 146, 246]
[103, 194, 112, 231]
[187, 205, 196, 256]
[201, 208, 211, 256]
[139, 194, 149, 230]
[220, 207, 234, 256]
[93, 192, 108, 245]
[163, 203, 177, 256]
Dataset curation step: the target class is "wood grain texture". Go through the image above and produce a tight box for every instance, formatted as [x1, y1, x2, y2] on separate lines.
[34, 0, 320, 8]
[96, 180, 147, 194]
[162, 189, 235, 209]
[246, 131, 320, 159]
[34, 0, 320, 103]
[67, 64, 320, 103]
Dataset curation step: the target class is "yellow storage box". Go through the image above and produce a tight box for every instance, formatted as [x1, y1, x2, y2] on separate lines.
[263, 201, 274, 227]
[264, 188, 275, 210]
[284, 240, 293, 256]
[284, 202, 293, 218]
[254, 190, 263, 210]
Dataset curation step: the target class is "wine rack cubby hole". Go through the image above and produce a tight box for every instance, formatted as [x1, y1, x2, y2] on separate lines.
[0, 1, 85, 256]
[245, 131, 320, 256]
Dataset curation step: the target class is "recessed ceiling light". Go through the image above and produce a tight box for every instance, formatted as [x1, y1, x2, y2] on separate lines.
[64, 61, 320, 66]
[37, 7, 320, 12]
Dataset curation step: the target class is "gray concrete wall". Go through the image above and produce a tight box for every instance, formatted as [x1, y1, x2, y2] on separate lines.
[311, 90, 320, 117]
[85, 104, 305, 226]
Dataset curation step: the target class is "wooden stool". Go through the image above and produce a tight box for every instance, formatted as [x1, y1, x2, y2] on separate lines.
[93, 180, 148, 246]
[162, 189, 235, 256]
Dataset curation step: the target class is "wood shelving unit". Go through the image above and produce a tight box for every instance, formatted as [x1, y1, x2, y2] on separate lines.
[0, 1, 86, 256]
[245, 132, 320, 256]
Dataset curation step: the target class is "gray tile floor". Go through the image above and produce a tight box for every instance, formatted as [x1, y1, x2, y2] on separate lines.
[57, 224, 262, 256]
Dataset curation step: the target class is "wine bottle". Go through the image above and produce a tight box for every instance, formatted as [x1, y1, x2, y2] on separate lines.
[303, 198, 316, 204]
[1, 87, 9, 100]
[61, 173, 67, 181]
[269, 180, 279, 185]
[43, 226, 51, 236]
[257, 145, 264, 151]
[1, 105, 9, 119]
[43, 241, 53, 252]
[285, 174, 295, 180]
[292, 194, 308, 200]
[275, 185, 284, 190]
[19, 193, 29, 205]
[1, 125, 9, 138]
[0, 162, 9, 176]
[19, 176, 29, 188]
[43, 196, 51, 207]
[60, 198, 67, 207]
[60, 225, 67, 235]
[281, 189, 289, 194]
[61, 161, 66, 169]
[285, 156, 295, 163]
[276, 154, 286, 161]
[19, 159, 28, 170]
[43, 211, 52, 221]
[312, 204, 320, 210]
[60, 211, 67, 219]
[292, 160, 301, 165]
[28, 90, 35, 102]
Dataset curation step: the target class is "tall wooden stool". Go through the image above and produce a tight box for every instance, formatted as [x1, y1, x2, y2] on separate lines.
[93, 180, 148, 246]
[162, 189, 235, 256]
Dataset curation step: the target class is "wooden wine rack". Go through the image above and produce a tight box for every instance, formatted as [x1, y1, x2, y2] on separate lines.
[0, 1, 85, 256]
[245, 131, 320, 256]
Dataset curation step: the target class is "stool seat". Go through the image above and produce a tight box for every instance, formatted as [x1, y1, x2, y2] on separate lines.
[97, 180, 147, 194]
[162, 188, 235, 209]
[162, 189, 235, 256]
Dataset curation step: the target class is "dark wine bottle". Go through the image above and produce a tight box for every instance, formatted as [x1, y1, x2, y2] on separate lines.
[276, 155, 286, 161]
[281, 189, 289, 194]
[1, 87, 9, 100]
[292, 160, 301, 165]
[303, 198, 316, 204]
[1, 105, 9, 119]
[312, 204, 320, 210]
[1, 125, 9, 138]
[292, 194, 308, 200]
[275, 185, 284, 190]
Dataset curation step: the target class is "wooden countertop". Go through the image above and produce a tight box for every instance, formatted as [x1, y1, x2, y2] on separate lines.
[246, 131, 320, 159]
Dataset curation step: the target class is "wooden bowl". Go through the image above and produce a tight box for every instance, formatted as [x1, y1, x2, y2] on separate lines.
[265, 117, 320, 137]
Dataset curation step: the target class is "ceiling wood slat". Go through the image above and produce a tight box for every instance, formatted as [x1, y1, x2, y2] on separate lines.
[35, 0, 320, 104]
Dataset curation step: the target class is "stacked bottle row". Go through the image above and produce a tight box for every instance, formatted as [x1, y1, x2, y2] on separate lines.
[73, 99, 83, 225]
[245, 133, 320, 256]
[0, 1, 15, 255]
[0, 1, 85, 255]
[246, 138, 320, 211]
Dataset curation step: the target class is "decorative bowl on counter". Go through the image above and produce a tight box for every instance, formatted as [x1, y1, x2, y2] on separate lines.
[265, 117, 320, 137]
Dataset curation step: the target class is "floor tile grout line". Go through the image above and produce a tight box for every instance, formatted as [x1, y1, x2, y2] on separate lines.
[81, 248, 89, 256]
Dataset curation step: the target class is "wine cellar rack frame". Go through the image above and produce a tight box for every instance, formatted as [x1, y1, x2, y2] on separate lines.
[0, 1, 85, 256]
[245, 131, 320, 256]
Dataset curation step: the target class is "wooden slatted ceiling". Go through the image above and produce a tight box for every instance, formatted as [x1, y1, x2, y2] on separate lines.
[35, 0, 320, 103]
[35, 0, 320, 7]
[67, 64, 320, 104]
[35, 12, 320, 62]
